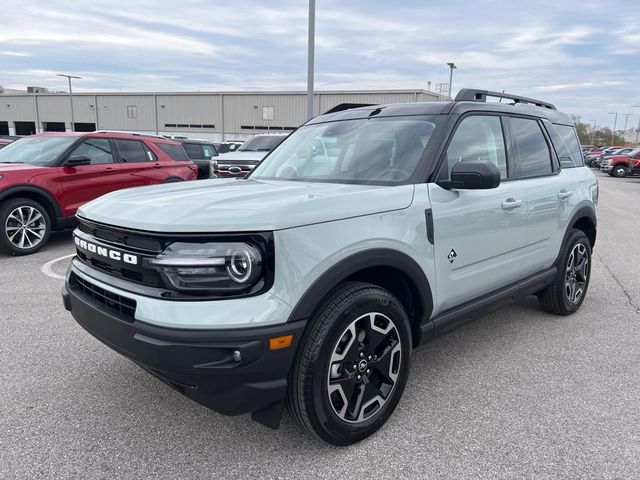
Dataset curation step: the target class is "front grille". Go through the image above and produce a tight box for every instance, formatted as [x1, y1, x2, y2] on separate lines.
[71, 273, 136, 320]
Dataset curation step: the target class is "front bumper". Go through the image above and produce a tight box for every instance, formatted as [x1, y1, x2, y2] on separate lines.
[62, 273, 306, 428]
[600, 165, 612, 172]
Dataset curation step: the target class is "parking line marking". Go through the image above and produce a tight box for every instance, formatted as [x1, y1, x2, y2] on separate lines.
[40, 253, 75, 280]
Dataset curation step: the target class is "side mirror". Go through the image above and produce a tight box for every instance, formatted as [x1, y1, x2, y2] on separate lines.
[65, 154, 92, 167]
[437, 159, 501, 190]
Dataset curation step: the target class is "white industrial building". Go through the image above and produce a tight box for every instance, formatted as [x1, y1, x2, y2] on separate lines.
[0, 88, 440, 140]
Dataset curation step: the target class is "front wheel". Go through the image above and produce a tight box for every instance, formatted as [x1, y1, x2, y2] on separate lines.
[288, 282, 412, 445]
[612, 165, 627, 177]
[538, 229, 591, 315]
[0, 198, 51, 255]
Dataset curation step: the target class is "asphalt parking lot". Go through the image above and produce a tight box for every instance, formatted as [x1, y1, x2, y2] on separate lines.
[1, 172, 639, 480]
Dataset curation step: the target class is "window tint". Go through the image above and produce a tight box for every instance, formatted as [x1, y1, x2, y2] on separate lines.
[446, 115, 507, 179]
[183, 143, 203, 159]
[114, 139, 149, 163]
[549, 124, 583, 167]
[510, 118, 553, 177]
[70, 138, 114, 165]
[202, 144, 217, 158]
[156, 143, 190, 161]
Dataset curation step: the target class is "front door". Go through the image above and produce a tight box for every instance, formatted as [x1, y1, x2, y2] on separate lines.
[428, 114, 528, 314]
[56, 138, 119, 217]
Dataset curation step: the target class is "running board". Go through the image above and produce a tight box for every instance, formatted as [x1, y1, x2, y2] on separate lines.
[419, 267, 557, 344]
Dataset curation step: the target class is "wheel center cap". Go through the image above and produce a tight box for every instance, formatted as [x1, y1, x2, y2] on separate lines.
[358, 359, 368, 372]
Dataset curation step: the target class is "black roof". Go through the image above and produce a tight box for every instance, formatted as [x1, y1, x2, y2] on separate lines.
[310, 88, 574, 126]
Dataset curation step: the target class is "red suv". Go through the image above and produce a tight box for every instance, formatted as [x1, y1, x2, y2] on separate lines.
[0, 131, 197, 255]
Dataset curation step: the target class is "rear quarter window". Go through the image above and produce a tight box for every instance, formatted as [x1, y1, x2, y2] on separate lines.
[156, 143, 190, 161]
[547, 123, 584, 167]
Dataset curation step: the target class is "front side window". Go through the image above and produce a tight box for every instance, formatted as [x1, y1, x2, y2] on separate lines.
[510, 117, 553, 177]
[250, 116, 441, 184]
[114, 139, 150, 163]
[0, 136, 78, 166]
[202, 144, 217, 158]
[445, 115, 507, 179]
[69, 138, 114, 165]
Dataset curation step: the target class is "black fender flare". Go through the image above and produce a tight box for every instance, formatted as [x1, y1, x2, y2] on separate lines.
[555, 205, 597, 266]
[0, 185, 62, 225]
[286, 248, 434, 326]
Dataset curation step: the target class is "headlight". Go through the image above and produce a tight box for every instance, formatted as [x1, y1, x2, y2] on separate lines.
[146, 242, 263, 294]
[210, 160, 218, 178]
[0, 175, 3, 181]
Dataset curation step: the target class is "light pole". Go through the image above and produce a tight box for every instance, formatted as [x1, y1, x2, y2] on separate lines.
[608, 112, 618, 146]
[446, 62, 457, 99]
[306, 0, 315, 120]
[621, 113, 632, 144]
[57, 74, 81, 132]
[589, 120, 596, 145]
[632, 106, 640, 144]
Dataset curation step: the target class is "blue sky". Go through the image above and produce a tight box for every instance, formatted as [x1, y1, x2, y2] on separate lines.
[1, 0, 639, 129]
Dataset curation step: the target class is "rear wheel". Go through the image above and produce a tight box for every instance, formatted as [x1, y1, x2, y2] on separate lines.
[288, 282, 412, 445]
[0, 198, 51, 255]
[538, 229, 591, 315]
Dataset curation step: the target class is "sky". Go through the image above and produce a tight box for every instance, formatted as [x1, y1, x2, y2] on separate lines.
[1, 0, 639, 129]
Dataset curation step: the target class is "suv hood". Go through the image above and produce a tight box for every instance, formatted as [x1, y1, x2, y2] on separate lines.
[216, 151, 267, 162]
[78, 179, 415, 232]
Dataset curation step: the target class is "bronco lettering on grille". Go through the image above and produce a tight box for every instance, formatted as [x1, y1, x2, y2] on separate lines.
[74, 236, 139, 265]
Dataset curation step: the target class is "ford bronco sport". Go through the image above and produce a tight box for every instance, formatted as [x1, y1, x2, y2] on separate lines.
[62, 89, 597, 445]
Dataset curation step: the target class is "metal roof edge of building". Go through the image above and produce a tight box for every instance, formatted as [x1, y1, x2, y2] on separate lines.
[0, 89, 440, 97]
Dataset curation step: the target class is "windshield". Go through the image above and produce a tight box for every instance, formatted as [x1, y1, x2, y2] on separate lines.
[0, 136, 78, 166]
[250, 116, 441, 184]
[239, 135, 286, 152]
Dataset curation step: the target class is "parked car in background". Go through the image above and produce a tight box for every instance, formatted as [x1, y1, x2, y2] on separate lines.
[0, 131, 197, 255]
[174, 138, 218, 179]
[590, 147, 632, 168]
[212, 133, 288, 178]
[0, 138, 15, 150]
[601, 148, 640, 177]
[213, 141, 243, 154]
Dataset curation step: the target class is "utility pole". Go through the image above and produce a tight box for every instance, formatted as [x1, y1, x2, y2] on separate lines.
[632, 106, 640, 144]
[589, 120, 596, 145]
[446, 62, 457, 99]
[57, 74, 81, 132]
[608, 112, 618, 145]
[621, 113, 632, 143]
[306, 0, 315, 120]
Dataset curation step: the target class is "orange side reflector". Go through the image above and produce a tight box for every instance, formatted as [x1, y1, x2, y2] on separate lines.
[269, 334, 293, 350]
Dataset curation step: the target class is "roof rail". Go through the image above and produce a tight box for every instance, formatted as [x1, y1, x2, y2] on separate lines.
[324, 103, 377, 114]
[455, 89, 557, 110]
[93, 130, 167, 139]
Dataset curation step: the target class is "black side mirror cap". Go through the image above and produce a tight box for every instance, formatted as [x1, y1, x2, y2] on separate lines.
[437, 159, 501, 190]
[65, 154, 92, 167]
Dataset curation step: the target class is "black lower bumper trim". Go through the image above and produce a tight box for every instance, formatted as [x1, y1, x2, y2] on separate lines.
[62, 282, 306, 426]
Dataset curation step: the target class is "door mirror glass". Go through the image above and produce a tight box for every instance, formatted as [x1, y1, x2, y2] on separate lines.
[65, 154, 92, 167]
[437, 159, 501, 190]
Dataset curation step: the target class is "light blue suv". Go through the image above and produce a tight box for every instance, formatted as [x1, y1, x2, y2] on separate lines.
[62, 89, 597, 445]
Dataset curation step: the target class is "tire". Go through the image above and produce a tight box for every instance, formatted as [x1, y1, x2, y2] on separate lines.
[538, 229, 591, 315]
[0, 198, 51, 255]
[163, 177, 183, 183]
[288, 281, 412, 445]
[612, 165, 627, 177]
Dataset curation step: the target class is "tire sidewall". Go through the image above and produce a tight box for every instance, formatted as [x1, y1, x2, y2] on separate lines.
[306, 287, 412, 444]
[558, 230, 592, 313]
[613, 166, 626, 177]
[0, 198, 51, 255]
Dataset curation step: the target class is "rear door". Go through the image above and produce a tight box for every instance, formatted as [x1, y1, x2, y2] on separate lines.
[427, 114, 529, 313]
[507, 116, 577, 274]
[57, 137, 120, 216]
[112, 138, 165, 187]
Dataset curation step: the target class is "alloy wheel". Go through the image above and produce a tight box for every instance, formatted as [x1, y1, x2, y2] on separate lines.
[327, 312, 402, 424]
[565, 243, 589, 304]
[5, 205, 47, 250]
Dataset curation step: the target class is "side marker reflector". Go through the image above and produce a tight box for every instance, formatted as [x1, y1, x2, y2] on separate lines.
[269, 335, 293, 350]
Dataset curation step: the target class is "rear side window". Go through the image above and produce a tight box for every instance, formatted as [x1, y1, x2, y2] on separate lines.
[156, 143, 190, 161]
[183, 143, 203, 159]
[547, 124, 584, 167]
[509, 117, 553, 177]
[114, 139, 150, 163]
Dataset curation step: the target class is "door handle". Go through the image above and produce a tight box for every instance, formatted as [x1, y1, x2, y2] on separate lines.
[104, 166, 115, 173]
[501, 198, 523, 210]
[558, 190, 573, 200]
[153, 163, 162, 169]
